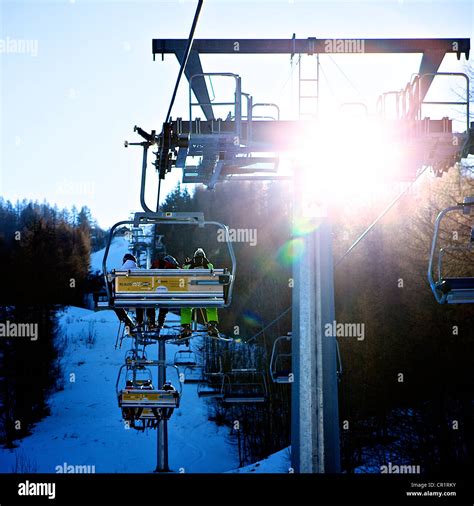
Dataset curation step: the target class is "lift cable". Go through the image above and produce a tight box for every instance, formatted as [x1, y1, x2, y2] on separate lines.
[156, 0, 203, 212]
[165, 0, 204, 124]
[319, 58, 337, 98]
[245, 307, 291, 344]
[327, 54, 364, 99]
[245, 167, 430, 343]
[155, 178, 162, 212]
[278, 56, 298, 96]
[335, 165, 430, 267]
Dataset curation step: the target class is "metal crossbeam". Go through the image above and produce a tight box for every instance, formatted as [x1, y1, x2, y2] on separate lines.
[153, 38, 469, 120]
[153, 38, 470, 56]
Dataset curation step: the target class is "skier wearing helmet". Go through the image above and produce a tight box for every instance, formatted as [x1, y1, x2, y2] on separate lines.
[148, 254, 180, 332]
[179, 248, 220, 339]
[113, 253, 153, 332]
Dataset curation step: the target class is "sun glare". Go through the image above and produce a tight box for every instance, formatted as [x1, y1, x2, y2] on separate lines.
[285, 112, 408, 210]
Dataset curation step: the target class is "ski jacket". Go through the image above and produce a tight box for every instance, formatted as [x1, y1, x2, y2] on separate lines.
[121, 259, 138, 269]
[184, 258, 214, 270]
[151, 257, 179, 269]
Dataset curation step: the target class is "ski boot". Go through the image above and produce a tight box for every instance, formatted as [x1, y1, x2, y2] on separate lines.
[123, 318, 135, 336]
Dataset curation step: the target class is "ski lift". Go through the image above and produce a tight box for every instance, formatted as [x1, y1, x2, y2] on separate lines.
[180, 73, 280, 187]
[197, 378, 225, 399]
[116, 364, 182, 424]
[174, 349, 198, 368]
[428, 197, 474, 304]
[98, 212, 236, 312]
[181, 365, 204, 383]
[269, 333, 293, 384]
[203, 351, 224, 377]
[221, 370, 268, 404]
[125, 349, 149, 369]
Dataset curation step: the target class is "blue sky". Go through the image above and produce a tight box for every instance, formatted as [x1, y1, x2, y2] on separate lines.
[1, 0, 472, 227]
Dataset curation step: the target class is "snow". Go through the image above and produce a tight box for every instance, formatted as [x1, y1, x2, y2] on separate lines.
[0, 306, 240, 473]
[90, 236, 130, 273]
[1, 210, 293, 474]
[228, 447, 292, 473]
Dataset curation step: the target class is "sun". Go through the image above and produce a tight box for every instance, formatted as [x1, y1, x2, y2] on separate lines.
[284, 114, 409, 211]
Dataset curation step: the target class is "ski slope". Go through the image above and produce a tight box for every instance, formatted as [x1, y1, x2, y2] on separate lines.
[228, 448, 291, 473]
[0, 307, 239, 473]
[1, 232, 288, 473]
[90, 236, 129, 273]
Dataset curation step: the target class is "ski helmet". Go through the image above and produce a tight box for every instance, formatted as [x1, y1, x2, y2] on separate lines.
[193, 248, 205, 259]
[163, 255, 179, 268]
[122, 253, 137, 264]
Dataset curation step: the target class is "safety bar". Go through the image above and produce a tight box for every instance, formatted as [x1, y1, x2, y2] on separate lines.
[102, 214, 236, 309]
[221, 371, 268, 402]
[418, 73, 470, 134]
[428, 198, 474, 303]
[269, 334, 292, 383]
[189, 73, 242, 140]
[116, 363, 183, 398]
[377, 72, 470, 134]
[376, 92, 400, 118]
[437, 244, 474, 282]
[251, 103, 281, 121]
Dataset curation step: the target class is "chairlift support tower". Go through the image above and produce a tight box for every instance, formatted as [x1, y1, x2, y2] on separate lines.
[150, 34, 470, 473]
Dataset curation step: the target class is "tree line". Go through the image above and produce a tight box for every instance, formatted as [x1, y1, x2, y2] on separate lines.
[0, 200, 105, 447]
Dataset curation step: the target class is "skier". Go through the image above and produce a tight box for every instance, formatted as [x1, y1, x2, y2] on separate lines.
[162, 380, 177, 392]
[148, 254, 180, 332]
[161, 381, 178, 419]
[113, 253, 154, 332]
[140, 379, 154, 390]
[179, 248, 220, 339]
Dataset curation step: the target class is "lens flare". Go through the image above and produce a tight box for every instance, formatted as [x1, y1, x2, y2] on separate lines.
[276, 237, 305, 267]
[242, 310, 264, 328]
[292, 216, 321, 236]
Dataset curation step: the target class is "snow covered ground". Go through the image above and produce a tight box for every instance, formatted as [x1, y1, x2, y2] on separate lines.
[90, 236, 129, 273]
[0, 307, 240, 473]
[228, 448, 291, 473]
[1, 236, 288, 474]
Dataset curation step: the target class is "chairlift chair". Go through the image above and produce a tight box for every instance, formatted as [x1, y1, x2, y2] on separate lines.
[203, 351, 224, 377]
[125, 349, 148, 370]
[181, 365, 204, 383]
[98, 212, 236, 314]
[220, 370, 268, 404]
[269, 334, 293, 384]
[173, 348, 203, 382]
[428, 197, 474, 303]
[116, 364, 182, 423]
[173, 349, 198, 368]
